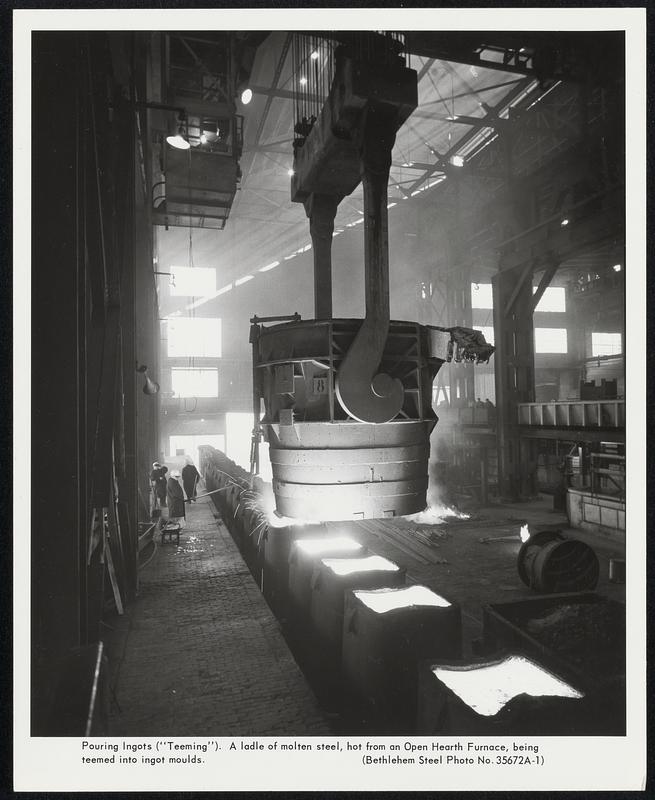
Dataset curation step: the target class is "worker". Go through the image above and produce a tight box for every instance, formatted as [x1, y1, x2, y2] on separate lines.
[150, 461, 168, 508]
[166, 470, 186, 527]
[182, 456, 201, 502]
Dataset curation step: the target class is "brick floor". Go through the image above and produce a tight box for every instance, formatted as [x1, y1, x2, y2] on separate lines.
[107, 497, 329, 736]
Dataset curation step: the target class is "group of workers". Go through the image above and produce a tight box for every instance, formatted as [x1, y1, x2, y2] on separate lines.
[150, 457, 201, 527]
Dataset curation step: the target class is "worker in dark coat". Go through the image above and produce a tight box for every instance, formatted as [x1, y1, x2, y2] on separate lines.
[166, 470, 186, 526]
[182, 457, 201, 502]
[150, 462, 168, 508]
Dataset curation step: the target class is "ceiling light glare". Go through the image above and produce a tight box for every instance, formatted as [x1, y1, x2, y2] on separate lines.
[387, 202, 397, 209]
[560, 218, 569, 227]
[287, 168, 295, 177]
[216, 283, 233, 295]
[299, 77, 308, 86]
[284, 254, 296, 261]
[240, 88, 253, 105]
[199, 133, 207, 144]
[310, 51, 319, 60]
[450, 155, 465, 167]
[612, 263, 622, 272]
[235, 275, 254, 286]
[259, 261, 280, 272]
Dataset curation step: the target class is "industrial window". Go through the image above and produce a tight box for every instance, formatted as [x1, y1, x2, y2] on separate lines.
[167, 317, 222, 358]
[535, 327, 568, 354]
[533, 286, 566, 312]
[471, 283, 493, 309]
[474, 326, 495, 346]
[432, 385, 450, 405]
[592, 332, 622, 357]
[170, 266, 216, 297]
[171, 368, 218, 398]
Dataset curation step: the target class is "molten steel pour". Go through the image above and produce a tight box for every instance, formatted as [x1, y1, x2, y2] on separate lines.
[355, 585, 451, 613]
[321, 555, 399, 576]
[432, 655, 584, 717]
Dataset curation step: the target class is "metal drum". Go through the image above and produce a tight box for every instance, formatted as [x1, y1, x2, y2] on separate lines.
[517, 530, 600, 593]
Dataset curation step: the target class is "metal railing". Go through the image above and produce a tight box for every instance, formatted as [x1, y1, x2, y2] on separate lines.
[518, 399, 624, 429]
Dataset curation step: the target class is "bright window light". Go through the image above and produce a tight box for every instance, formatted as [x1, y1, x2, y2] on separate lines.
[167, 317, 221, 358]
[450, 155, 465, 167]
[432, 385, 450, 405]
[171, 368, 218, 398]
[168, 433, 225, 467]
[240, 88, 253, 105]
[471, 283, 493, 309]
[535, 327, 568, 354]
[533, 285, 566, 312]
[321, 555, 399, 576]
[170, 266, 216, 297]
[474, 326, 495, 346]
[259, 261, 280, 272]
[355, 585, 450, 613]
[432, 655, 583, 717]
[592, 332, 622, 357]
[225, 412, 254, 470]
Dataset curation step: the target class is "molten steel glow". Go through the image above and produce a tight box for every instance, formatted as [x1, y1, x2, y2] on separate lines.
[355, 585, 450, 613]
[258, 487, 323, 528]
[295, 537, 362, 556]
[405, 505, 469, 524]
[267, 512, 323, 528]
[321, 555, 399, 576]
[432, 655, 583, 717]
[519, 524, 531, 543]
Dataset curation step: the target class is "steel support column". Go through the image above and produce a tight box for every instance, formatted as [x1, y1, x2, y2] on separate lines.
[304, 193, 339, 319]
[492, 265, 537, 500]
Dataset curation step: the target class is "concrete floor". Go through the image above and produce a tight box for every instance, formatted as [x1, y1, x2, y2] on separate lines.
[105, 496, 329, 736]
[105, 490, 625, 736]
[330, 495, 626, 656]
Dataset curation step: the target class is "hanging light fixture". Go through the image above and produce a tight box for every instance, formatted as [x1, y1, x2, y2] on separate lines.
[136, 363, 160, 395]
[166, 112, 190, 150]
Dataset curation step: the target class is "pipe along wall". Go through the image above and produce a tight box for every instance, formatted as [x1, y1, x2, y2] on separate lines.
[199, 446, 619, 735]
